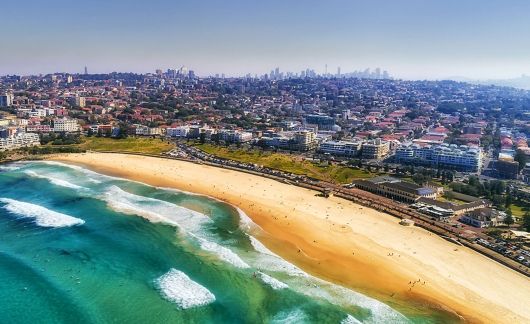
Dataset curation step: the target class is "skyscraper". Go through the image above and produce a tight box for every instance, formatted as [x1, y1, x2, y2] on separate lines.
[84, 66, 88, 75]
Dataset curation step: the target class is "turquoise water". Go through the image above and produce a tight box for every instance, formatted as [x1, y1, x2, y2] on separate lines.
[0, 161, 454, 323]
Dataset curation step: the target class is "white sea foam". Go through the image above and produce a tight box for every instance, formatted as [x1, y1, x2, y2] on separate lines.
[103, 185, 210, 232]
[0, 198, 85, 228]
[270, 309, 308, 324]
[237, 207, 263, 232]
[295, 277, 408, 324]
[38, 161, 406, 322]
[38, 161, 112, 183]
[249, 235, 308, 277]
[0, 165, 21, 171]
[258, 272, 288, 290]
[196, 237, 250, 269]
[341, 314, 362, 324]
[102, 186, 250, 268]
[156, 268, 215, 309]
[23, 170, 87, 190]
[248, 237, 406, 322]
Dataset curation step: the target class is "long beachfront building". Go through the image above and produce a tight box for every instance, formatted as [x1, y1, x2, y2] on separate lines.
[0, 132, 40, 151]
[395, 143, 482, 172]
[319, 140, 362, 157]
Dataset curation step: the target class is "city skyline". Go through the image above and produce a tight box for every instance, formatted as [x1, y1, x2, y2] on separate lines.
[1, 0, 530, 79]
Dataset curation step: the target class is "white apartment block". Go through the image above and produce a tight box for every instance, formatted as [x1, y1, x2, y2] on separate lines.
[135, 125, 161, 136]
[319, 140, 361, 157]
[53, 118, 79, 132]
[166, 126, 190, 138]
[361, 139, 390, 160]
[218, 129, 253, 143]
[0, 133, 40, 151]
[395, 143, 482, 172]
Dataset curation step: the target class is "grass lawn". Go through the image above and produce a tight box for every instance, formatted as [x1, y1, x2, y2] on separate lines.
[194, 143, 374, 184]
[510, 203, 528, 218]
[76, 137, 174, 154]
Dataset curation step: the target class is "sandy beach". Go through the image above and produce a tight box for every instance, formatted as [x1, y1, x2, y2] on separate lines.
[51, 153, 530, 323]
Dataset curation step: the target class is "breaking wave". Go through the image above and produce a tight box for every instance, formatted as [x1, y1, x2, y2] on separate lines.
[24, 170, 88, 190]
[341, 314, 363, 324]
[0, 198, 85, 228]
[258, 272, 288, 290]
[102, 185, 210, 232]
[156, 268, 215, 309]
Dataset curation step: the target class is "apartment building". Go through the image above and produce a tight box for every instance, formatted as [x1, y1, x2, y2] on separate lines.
[167, 126, 190, 138]
[319, 140, 361, 157]
[218, 129, 253, 143]
[53, 118, 79, 132]
[395, 143, 482, 172]
[0, 133, 40, 151]
[361, 139, 390, 160]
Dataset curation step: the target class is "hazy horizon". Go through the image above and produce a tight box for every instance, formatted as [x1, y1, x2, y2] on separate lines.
[2, 0, 530, 80]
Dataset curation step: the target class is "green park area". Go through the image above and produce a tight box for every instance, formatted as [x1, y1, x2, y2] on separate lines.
[77, 136, 174, 154]
[194, 143, 374, 184]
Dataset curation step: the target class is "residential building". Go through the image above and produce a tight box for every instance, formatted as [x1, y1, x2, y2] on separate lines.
[293, 130, 316, 151]
[361, 139, 390, 160]
[319, 140, 361, 157]
[0, 133, 40, 151]
[395, 143, 482, 172]
[167, 126, 190, 138]
[218, 129, 253, 143]
[53, 118, 79, 132]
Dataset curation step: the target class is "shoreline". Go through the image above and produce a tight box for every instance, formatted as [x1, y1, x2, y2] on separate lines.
[48, 153, 530, 323]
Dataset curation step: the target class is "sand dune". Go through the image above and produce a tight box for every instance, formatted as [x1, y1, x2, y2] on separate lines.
[52, 153, 530, 323]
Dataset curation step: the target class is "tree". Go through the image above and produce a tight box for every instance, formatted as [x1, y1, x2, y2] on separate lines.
[514, 150, 527, 171]
[505, 193, 513, 208]
[199, 132, 206, 144]
[523, 211, 530, 232]
[505, 209, 514, 226]
[87, 128, 94, 137]
[117, 124, 128, 139]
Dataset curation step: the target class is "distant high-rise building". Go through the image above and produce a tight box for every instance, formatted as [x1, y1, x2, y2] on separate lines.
[66, 75, 73, 83]
[84, 66, 88, 75]
[375, 67, 381, 79]
[337, 67, 341, 77]
[188, 70, 195, 79]
[167, 69, 177, 78]
[155, 69, 163, 76]
[0, 93, 14, 107]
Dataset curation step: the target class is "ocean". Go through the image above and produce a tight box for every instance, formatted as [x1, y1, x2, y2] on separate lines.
[0, 161, 457, 323]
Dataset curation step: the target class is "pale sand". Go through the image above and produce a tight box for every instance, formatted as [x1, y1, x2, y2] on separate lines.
[52, 153, 530, 323]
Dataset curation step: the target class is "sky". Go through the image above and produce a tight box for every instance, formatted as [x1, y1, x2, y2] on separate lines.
[1, 0, 530, 80]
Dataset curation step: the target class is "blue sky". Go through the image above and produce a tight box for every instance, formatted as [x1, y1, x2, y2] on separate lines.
[1, 0, 530, 79]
